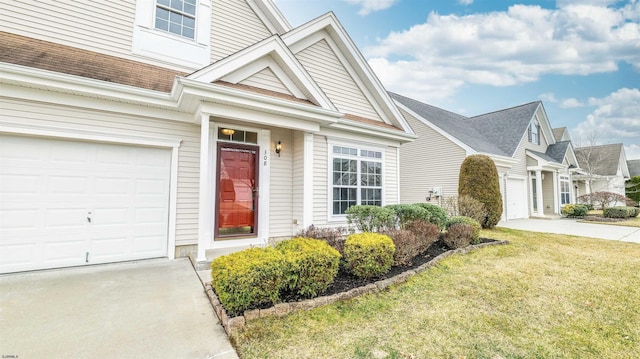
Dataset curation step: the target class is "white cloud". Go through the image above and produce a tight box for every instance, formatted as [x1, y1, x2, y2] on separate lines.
[540, 93, 558, 102]
[365, 2, 640, 102]
[559, 98, 585, 108]
[343, 0, 398, 16]
[459, 0, 474, 5]
[571, 88, 640, 156]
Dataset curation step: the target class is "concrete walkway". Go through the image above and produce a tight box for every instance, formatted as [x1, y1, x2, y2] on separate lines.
[498, 218, 640, 243]
[0, 258, 238, 359]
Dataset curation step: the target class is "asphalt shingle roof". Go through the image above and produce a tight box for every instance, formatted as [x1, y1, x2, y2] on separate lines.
[575, 143, 623, 176]
[627, 159, 640, 177]
[545, 141, 571, 163]
[391, 92, 540, 157]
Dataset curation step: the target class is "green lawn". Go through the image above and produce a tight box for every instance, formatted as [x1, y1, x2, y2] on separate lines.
[584, 210, 640, 227]
[233, 228, 640, 358]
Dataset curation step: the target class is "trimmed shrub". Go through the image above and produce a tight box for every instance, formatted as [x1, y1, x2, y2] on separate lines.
[405, 220, 440, 253]
[414, 203, 448, 230]
[296, 225, 347, 255]
[458, 154, 503, 228]
[344, 233, 395, 278]
[210, 247, 286, 316]
[345, 205, 395, 233]
[276, 237, 341, 298]
[385, 204, 429, 229]
[446, 216, 481, 244]
[603, 206, 640, 219]
[443, 224, 474, 249]
[381, 229, 420, 266]
[457, 195, 488, 226]
[561, 204, 589, 218]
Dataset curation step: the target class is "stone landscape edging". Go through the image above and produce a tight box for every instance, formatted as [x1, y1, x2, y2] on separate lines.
[204, 240, 510, 336]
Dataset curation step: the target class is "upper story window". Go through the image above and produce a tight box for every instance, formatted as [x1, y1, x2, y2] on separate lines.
[528, 121, 540, 145]
[155, 0, 196, 39]
[331, 145, 383, 216]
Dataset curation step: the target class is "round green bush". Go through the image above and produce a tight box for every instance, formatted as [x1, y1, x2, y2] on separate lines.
[458, 154, 503, 228]
[276, 237, 341, 298]
[446, 216, 481, 243]
[384, 204, 429, 229]
[345, 205, 395, 232]
[210, 247, 286, 316]
[344, 233, 395, 278]
[414, 203, 448, 230]
[561, 204, 588, 218]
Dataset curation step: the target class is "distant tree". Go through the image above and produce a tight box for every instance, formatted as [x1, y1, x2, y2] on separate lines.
[458, 154, 503, 228]
[574, 133, 613, 200]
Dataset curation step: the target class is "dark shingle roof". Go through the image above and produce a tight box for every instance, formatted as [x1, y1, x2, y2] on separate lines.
[528, 149, 559, 164]
[575, 143, 623, 176]
[545, 141, 570, 163]
[627, 159, 640, 177]
[468, 101, 541, 157]
[391, 92, 540, 157]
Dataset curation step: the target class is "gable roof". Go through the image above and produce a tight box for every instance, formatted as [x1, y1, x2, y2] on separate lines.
[468, 101, 542, 157]
[628, 159, 640, 177]
[391, 92, 544, 157]
[552, 127, 571, 142]
[545, 141, 571, 163]
[575, 143, 628, 177]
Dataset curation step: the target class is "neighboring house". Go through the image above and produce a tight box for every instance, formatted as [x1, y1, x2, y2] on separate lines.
[0, 0, 415, 273]
[629, 159, 640, 178]
[574, 144, 630, 203]
[391, 93, 580, 220]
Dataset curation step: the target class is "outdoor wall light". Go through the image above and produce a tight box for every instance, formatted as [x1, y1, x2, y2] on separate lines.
[221, 128, 235, 136]
[275, 141, 282, 157]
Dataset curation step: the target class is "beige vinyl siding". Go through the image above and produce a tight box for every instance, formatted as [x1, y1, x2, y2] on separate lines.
[312, 134, 329, 226]
[0, 0, 135, 62]
[399, 109, 466, 204]
[384, 147, 399, 205]
[239, 68, 292, 96]
[1, 98, 200, 246]
[295, 39, 381, 121]
[510, 138, 530, 177]
[291, 131, 305, 234]
[210, 0, 272, 62]
[542, 175, 555, 214]
[268, 127, 294, 238]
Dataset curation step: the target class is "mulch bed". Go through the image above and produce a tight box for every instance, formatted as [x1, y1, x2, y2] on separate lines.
[277, 238, 495, 304]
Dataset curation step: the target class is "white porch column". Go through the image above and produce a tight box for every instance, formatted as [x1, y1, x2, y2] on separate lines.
[552, 170, 559, 214]
[302, 133, 314, 228]
[197, 114, 211, 262]
[535, 170, 544, 216]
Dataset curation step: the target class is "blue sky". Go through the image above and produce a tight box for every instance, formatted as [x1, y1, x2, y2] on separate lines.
[275, 0, 640, 159]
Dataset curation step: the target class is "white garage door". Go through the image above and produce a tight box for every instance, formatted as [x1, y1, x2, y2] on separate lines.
[506, 178, 527, 220]
[0, 135, 172, 273]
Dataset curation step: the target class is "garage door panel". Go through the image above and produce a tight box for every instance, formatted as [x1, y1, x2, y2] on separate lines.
[0, 135, 171, 273]
[506, 178, 527, 220]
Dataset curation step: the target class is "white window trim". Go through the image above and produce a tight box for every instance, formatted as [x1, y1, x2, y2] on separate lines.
[155, 0, 197, 40]
[560, 175, 571, 205]
[132, 0, 211, 69]
[327, 139, 385, 222]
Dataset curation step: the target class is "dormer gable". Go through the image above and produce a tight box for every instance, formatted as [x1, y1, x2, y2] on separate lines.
[282, 13, 412, 134]
[187, 35, 336, 110]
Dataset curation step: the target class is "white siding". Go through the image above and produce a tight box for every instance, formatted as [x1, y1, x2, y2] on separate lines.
[385, 147, 399, 205]
[312, 135, 329, 225]
[0, 0, 135, 62]
[267, 127, 294, 238]
[239, 68, 292, 96]
[211, 0, 272, 62]
[542, 175, 555, 214]
[292, 131, 305, 234]
[295, 40, 381, 121]
[399, 109, 466, 204]
[0, 98, 200, 246]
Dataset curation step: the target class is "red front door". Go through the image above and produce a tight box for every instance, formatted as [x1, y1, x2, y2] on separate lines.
[215, 143, 259, 238]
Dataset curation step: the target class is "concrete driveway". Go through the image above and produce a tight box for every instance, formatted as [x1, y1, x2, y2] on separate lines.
[0, 258, 238, 358]
[498, 218, 640, 243]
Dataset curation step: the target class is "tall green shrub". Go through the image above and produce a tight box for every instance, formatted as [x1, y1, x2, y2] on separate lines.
[458, 154, 503, 228]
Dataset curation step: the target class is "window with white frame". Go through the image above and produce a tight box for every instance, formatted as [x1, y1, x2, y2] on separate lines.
[155, 0, 196, 39]
[560, 175, 571, 205]
[528, 121, 540, 145]
[331, 145, 383, 215]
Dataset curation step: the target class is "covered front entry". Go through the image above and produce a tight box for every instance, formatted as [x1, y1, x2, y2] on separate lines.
[215, 142, 259, 239]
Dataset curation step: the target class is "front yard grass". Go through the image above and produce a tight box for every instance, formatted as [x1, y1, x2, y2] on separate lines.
[584, 209, 640, 227]
[233, 228, 640, 358]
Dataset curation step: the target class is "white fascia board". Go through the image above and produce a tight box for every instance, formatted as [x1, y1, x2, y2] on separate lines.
[319, 127, 404, 148]
[526, 150, 565, 170]
[328, 119, 418, 144]
[535, 102, 555, 145]
[247, 0, 292, 34]
[186, 36, 336, 111]
[483, 153, 518, 168]
[181, 79, 340, 126]
[282, 13, 414, 135]
[394, 101, 475, 154]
